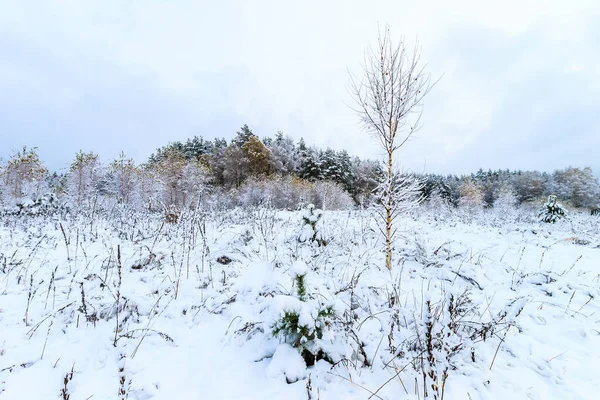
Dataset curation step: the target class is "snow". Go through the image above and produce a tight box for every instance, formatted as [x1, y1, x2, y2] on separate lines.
[266, 344, 307, 383]
[1, 206, 599, 399]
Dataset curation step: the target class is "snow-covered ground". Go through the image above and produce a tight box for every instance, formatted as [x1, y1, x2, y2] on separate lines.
[1, 206, 599, 399]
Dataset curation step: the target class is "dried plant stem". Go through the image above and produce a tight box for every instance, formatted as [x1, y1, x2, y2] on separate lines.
[114, 245, 122, 347]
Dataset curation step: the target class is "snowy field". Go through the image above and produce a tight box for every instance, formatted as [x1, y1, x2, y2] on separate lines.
[1, 206, 599, 399]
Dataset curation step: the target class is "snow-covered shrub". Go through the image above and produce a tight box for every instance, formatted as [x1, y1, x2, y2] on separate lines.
[237, 176, 303, 209]
[539, 195, 567, 223]
[298, 204, 326, 246]
[237, 176, 354, 210]
[163, 204, 180, 224]
[15, 193, 61, 216]
[311, 180, 354, 211]
[236, 177, 267, 207]
[427, 190, 452, 221]
[204, 188, 236, 213]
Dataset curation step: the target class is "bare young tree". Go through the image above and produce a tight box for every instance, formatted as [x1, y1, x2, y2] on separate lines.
[350, 27, 435, 270]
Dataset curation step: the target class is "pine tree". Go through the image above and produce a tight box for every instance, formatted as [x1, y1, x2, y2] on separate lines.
[183, 135, 213, 161]
[539, 195, 567, 223]
[298, 137, 307, 152]
[350, 157, 381, 205]
[267, 133, 300, 175]
[300, 148, 323, 181]
[320, 149, 340, 182]
[232, 124, 254, 147]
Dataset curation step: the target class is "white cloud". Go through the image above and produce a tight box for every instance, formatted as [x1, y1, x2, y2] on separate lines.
[0, 0, 598, 173]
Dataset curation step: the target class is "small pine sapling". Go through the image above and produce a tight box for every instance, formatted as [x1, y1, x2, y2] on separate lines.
[271, 272, 336, 366]
[294, 273, 307, 302]
[539, 195, 567, 223]
[298, 204, 326, 246]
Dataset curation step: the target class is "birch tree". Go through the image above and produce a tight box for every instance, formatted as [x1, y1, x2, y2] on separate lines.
[350, 27, 435, 270]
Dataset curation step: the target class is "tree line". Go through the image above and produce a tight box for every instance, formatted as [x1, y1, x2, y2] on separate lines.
[421, 167, 600, 210]
[0, 126, 599, 213]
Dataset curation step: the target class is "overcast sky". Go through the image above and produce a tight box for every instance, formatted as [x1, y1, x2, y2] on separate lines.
[1, 0, 599, 175]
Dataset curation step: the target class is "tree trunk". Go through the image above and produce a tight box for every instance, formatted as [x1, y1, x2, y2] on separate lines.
[385, 147, 393, 271]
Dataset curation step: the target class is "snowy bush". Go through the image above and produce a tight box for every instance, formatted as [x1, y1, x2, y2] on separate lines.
[237, 176, 354, 210]
[311, 180, 354, 211]
[298, 204, 326, 246]
[539, 195, 567, 223]
[163, 203, 180, 224]
[427, 190, 452, 220]
[14, 193, 61, 216]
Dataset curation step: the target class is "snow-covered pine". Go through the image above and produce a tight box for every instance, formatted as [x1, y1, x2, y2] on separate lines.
[15, 193, 60, 216]
[298, 204, 326, 246]
[539, 194, 568, 223]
